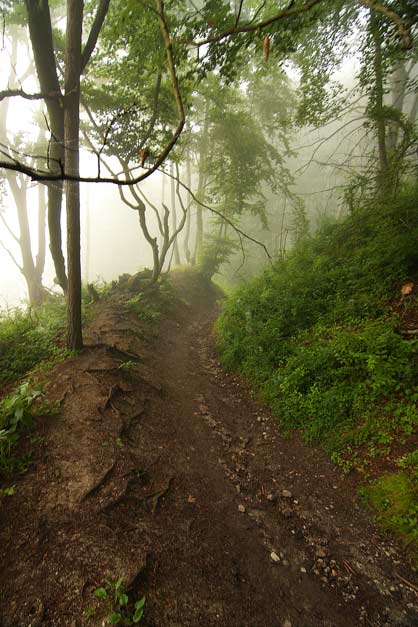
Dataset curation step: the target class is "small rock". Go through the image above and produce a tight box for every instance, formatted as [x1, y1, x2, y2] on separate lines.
[317, 558, 324, 568]
[316, 548, 327, 558]
[271, 551, 280, 563]
[282, 489, 292, 498]
[267, 493, 277, 502]
[300, 567, 307, 573]
[238, 504, 246, 513]
[329, 559, 336, 568]
[283, 621, 292, 627]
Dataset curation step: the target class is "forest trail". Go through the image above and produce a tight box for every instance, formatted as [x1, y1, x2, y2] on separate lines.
[0, 273, 417, 627]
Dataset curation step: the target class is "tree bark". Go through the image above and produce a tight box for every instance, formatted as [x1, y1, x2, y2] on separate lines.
[170, 162, 181, 266]
[183, 157, 192, 264]
[64, 0, 84, 350]
[25, 0, 68, 292]
[370, 13, 389, 187]
[192, 100, 210, 264]
[6, 174, 46, 305]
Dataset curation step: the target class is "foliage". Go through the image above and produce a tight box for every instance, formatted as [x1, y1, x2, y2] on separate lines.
[361, 460, 418, 556]
[88, 577, 145, 625]
[0, 382, 42, 474]
[198, 233, 238, 281]
[0, 291, 99, 386]
[0, 303, 63, 385]
[216, 182, 418, 465]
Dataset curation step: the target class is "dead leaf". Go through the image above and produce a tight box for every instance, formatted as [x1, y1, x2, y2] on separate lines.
[401, 282, 414, 296]
[263, 36, 270, 62]
[187, 495, 196, 503]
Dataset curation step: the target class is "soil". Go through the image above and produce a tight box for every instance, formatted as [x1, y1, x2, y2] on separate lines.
[0, 271, 417, 627]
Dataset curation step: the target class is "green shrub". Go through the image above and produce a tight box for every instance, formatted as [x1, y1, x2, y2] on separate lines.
[0, 300, 66, 385]
[216, 182, 418, 460]
[0, 382, 42, 474]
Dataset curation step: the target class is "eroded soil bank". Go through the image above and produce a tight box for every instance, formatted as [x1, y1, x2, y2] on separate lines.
[0, 273, 417, 627]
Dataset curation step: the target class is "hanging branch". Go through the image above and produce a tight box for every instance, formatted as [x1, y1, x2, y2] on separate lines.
[160, 167, 272, 261]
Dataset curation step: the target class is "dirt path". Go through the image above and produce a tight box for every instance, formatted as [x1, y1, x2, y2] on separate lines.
[0, 275, 417, 627]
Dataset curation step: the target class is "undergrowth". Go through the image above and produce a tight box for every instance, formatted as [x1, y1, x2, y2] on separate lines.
[216, 182, 418, 551]
[0, 382, 42, 476]
[361, 450, 418, 557]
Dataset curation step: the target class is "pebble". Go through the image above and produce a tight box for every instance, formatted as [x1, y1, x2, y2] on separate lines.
[283, 621, 292, 627]
[316, 548, 327, 558]
[238, 504, 246, 513]
[282, 489, 292, 498]
[271, 551, 281, 563]
[267, 493, 277, 502]
[300, 567, 307, 573]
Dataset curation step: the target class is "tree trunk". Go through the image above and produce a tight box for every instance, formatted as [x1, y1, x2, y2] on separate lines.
[370, 13, 389, 188]
[183, 157, 192, 264]
[387, 61, 408, 151]
[25, 0, 68, 293]
[6, 175, 45, 305]
[170, 163, 181, 266]
[35, 183, 47, 281]
[192, 100, 210, 264]
[64, 0, 83, 350]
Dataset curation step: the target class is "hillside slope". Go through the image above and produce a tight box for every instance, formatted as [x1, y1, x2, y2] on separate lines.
[0, 272, 417, 626]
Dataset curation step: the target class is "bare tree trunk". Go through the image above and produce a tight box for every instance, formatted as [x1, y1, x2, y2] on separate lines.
[183, 157, 192, 264]
[64, 0, 83, 350]
[370, 13, 389, 187]
[192, 101, 210, 264]
[387, 61, 408, 151]
[35, 182, 47, 285]
[25, 0, 68, 293]
[6, 175, 46, 305]
[170, 162, 181, 266]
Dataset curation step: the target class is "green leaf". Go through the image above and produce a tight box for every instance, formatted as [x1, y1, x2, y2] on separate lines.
[94, 587, 108, 599]
[118, 593, 129, 607]
[134, 596, 145, 610]
[108, 612, 122, 624]
[133, 608, 143, 623]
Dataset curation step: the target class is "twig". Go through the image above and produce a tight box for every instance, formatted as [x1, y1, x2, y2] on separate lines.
[395, 573, 418, 595]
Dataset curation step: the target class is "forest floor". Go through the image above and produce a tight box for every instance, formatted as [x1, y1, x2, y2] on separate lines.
[0, 271, 418, 627]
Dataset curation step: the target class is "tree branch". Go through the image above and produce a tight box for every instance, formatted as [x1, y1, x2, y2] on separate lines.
[81, 0, 111, 73]
[161, 167, 272, 261]
[174, 0, 324, 46]
[358, 0, 413, 49]
[0, 238, 22, 272]
[0, 0, 185, 188]
[0, 88, 59, 103]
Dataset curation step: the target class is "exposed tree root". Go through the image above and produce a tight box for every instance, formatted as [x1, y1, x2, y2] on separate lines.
[80, 459, 117, 502]
[119, 404, 148, 440]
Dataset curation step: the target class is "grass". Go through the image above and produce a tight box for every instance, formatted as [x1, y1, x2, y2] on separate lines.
[361, 450, 418, 557]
